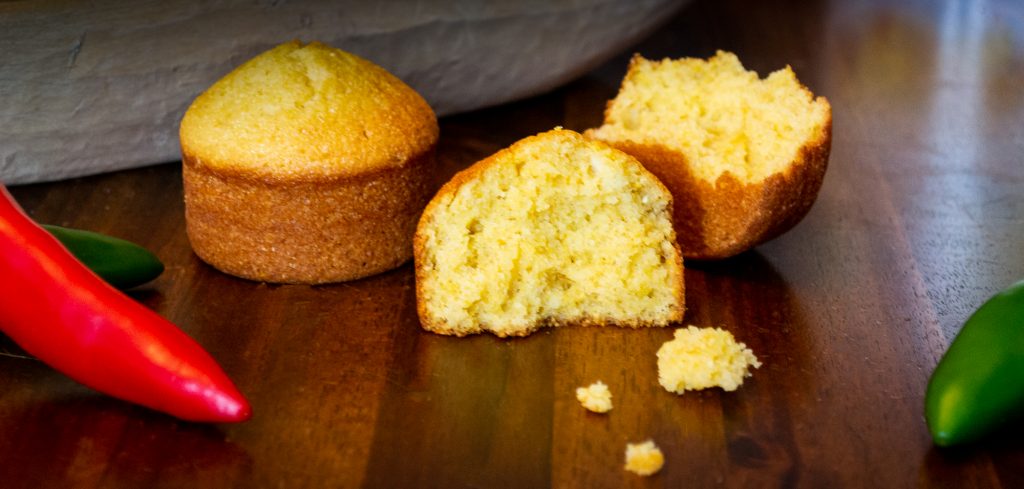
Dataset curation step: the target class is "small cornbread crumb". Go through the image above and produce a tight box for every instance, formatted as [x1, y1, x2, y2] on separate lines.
[624, 440, 664, 476]
[575, 381, 613, 413]
[657, 325, 761, 393]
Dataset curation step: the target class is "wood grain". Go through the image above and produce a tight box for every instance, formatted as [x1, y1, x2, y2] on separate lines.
[2, 0, 1024, 487]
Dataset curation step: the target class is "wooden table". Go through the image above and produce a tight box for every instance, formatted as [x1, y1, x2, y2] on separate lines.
[3, 0, 1023, 487]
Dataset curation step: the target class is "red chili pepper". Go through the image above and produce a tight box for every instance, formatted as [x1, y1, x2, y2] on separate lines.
[0, 186, 251, 422]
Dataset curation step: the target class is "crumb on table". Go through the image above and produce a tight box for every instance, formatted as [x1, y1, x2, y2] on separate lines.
[575, 380, 613, 413]
[625, 439, 664, 476]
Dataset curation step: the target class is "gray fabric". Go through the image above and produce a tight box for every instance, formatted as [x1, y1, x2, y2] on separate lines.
[0, 0, 685, 184]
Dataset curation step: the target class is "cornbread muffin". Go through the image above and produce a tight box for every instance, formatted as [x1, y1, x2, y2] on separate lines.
[576, 381, 613, 413]
[657, 325, 761, 393]
[414, 129, 684, 337]
[180, 41, 438, 284]
[624, 440, 664, 476]
[586, 51, 832, 259]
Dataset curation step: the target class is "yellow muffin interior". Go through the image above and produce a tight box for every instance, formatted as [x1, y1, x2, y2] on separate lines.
[624, 440, 665, 476]
[576, 381, 613, 413]
[588, 51, 830, 183]
[180, 40, 437, 178]
[417, 129, 683, 336]
[656, 325, 761, 393]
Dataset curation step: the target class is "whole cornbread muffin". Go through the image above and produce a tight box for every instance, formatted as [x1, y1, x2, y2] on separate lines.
[180, 40, 438, 284]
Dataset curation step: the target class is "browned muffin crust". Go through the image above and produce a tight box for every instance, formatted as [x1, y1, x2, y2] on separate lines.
[600, 114, 831, 259]
[180, 41, 438, 284]
[184, 146, 435, 284]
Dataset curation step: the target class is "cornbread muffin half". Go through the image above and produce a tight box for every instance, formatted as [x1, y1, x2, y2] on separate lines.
[414, 129, 684, 337]
[586, 51, 831, 259]
[180, 40, 438, 284]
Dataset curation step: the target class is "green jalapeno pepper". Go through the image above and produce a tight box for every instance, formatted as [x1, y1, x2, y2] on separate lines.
[41, 225, 164, 289]
[925, 279, 1024, 446]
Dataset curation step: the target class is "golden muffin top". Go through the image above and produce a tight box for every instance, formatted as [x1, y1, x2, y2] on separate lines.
[180, 41, 438, 179]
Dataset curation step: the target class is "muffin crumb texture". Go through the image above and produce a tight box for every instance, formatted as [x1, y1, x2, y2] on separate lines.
[588, 50, 829, 184]
[624, 440, 664, 476]
[415, 129, 684, 337]
[575, 381, 613, 413]
[657, 325, 761, 393]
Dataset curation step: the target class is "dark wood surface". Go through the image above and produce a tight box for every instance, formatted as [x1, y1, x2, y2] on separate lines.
[3, 0, 1024, 487]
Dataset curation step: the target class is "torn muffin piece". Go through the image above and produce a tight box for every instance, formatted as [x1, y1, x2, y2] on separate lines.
[414, 128, 684, 337]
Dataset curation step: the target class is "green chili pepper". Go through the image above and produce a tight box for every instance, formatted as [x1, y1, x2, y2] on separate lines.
[42, 225, 164, 289]
[925, 279, 1024, 446]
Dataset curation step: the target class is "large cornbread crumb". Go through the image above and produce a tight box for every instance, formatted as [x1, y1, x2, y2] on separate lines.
[657, 325, 761, 393]
[624, 440, 664, 476]
[414, 128, 684, 337]
[575, 381, 613, 413]
[588, 51, 829, 184]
